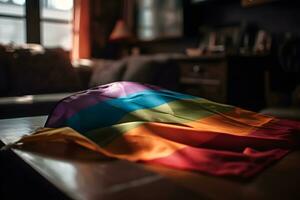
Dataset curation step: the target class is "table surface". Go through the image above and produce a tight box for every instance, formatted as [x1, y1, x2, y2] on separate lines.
[1, 116, 300, 200]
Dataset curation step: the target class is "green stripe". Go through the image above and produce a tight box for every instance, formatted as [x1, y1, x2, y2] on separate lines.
[85, 122, 145, 147]
[85, 98, 234, 147]
[118, 98, 234, 124]
[65, 89, 196, 133]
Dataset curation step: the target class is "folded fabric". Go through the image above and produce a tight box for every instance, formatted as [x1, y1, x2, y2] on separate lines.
[13, 82, 300, 178]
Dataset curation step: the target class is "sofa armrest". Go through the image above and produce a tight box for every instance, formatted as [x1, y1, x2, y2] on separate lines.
[74, 65, 93, 89]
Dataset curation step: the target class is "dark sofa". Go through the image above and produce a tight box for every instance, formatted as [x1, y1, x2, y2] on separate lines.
[0, 44, 84, 119]
[0, 45, 82, 97]
[89, 55, 180, 90]
[0, 45, 180, 119]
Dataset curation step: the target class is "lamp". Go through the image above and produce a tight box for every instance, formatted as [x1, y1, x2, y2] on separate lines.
[109, 20, 131, 41]
[107, 20, 132, 58]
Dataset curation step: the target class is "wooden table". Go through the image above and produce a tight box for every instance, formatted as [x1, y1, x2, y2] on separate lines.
[1, 116, 300, 200]
[0, 116, 200, 200]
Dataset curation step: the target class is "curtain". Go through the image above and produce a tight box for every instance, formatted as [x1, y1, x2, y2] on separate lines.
[90, 0, 126, 58]
[123, 0, 135, 34]
[72, 0, 90, 60]
[72, 0, 133, 59]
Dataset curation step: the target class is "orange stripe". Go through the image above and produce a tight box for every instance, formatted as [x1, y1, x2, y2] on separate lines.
[17, 127, 105, 153]
[103, 108, 274, 161]
[187, 108, 274, 136]
[104, 123, 186, 161]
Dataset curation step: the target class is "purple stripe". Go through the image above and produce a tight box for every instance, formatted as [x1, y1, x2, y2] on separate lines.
[46, 82, 161, 127]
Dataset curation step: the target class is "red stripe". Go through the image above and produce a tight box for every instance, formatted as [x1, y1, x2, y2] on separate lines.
[249, 119, 300, 142]
[141, 122, 295, 152]
[146, 146, 289, 178]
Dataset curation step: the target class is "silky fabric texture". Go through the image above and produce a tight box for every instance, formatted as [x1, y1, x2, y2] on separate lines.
[15, 82, 300, 178]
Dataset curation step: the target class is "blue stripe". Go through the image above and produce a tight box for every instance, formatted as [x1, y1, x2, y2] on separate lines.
[64, 89, 196, 133]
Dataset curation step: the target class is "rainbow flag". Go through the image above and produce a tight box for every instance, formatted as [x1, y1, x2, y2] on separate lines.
[14, 82, 300, 178]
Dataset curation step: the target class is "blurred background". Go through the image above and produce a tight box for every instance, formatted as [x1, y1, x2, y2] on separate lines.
[0, 0, 299, 119]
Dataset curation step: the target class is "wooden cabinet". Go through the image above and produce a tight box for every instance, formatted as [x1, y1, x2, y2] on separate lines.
[176, 55, 268, 111]
[177, 56, 227, 103]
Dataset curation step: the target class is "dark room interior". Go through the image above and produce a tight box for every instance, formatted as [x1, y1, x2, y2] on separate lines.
[1, 0, 300, 199]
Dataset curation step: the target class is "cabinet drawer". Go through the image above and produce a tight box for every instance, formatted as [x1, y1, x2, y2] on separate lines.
[179, 61, 226, 80]
[178, 59, 227, 103]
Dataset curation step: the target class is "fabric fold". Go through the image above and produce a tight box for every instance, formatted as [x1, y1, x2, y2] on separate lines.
[9, 82, 300, 178]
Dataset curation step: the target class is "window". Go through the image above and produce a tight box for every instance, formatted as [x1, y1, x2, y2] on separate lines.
[137, 0, 183, 41]
[0, 0, 73, 50]
[41, 0, 73, 49]
[0, 0, 26, 44]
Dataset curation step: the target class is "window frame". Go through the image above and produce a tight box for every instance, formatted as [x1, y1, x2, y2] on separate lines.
[0, 0, 73, 47]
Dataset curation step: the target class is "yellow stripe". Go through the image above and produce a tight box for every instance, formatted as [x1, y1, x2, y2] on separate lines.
[187, 108, 274, 136]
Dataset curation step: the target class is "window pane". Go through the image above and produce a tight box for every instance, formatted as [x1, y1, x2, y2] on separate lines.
[137, 0, 182, 41]
[0, 18, 25, 44]
[0, 0, 25, 16]
[41, 0, 73, 21]
[140, 9, 155, 27]
[41, 22, 72, 50]
[138, 28, 157, 40]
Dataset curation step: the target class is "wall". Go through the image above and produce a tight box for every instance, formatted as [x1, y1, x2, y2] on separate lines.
[191, 0, 300, 104]
[193, 0, 300, 36]
[136, 0, 300, 54]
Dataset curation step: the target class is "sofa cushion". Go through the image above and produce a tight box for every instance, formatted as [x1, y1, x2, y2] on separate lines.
[89, 55, 180, 90]
[123, 56, 179, 90]
[89, 59, 127, 87]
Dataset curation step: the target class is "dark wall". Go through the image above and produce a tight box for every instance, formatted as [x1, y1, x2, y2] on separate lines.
[135, 38, 199, 54]
[192, 0, 300, 36]
[93, 0, 300, 56]
[90, 0, 123, 58]
[190, 0, 300, 105]
[137, 0, 300, 54]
